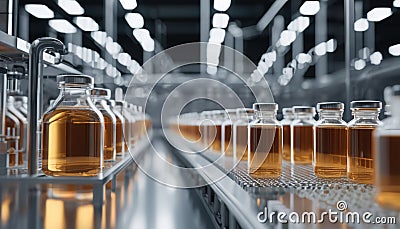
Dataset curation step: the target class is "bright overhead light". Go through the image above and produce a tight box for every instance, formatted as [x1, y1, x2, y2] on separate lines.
[389, 44, 400, 56]
[287, 16, 310, 32]
[125, 13, 144, 29]
[105, 41, 121, 55]
[279, 30, 296, 46]
[207, 43, 222, 65]
[142, 38, 155, 52]
[326, 39, 337, 52]
[367, 7, 392, 22]
[297, 53, 312, 64]
[119, 0, 137, 10]
[91, 31, 107, 46]
[133, 28, 150, 43]
[213, 0, 231, 12]
[117, 53, 131, 66]
[370, 51, 383, 65]
[75, 16, 99, 31]
[354, 59, 366, 70]
[25, 4, 54, 19]
[209, 28, 226, 44]
[394, 0, 400, 7]
[212, 13, 230, 28]
[207, 65, 218, 75]
[354, 18, 369, 32]
[299, 1, 320, 16]
[58, 0, 84, 15]
[49, 19, 77, 33]
[315, 42, 327, 56]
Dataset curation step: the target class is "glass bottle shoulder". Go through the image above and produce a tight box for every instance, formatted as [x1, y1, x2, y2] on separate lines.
[315, 118, 347, 127]
[347, 117, 382, 128]
[250, 118, 281, 127]
[291, 117, 316, 126]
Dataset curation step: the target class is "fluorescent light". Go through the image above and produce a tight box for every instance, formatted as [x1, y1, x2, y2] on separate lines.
[133, 29, 150, 43]
[142, 38, 155, 52]
[394, 0, 400, 7]
[209, 28, 226, 44]
[299, 1, 320, 16]
[91, 31, 107, 46]
[75, 16, 99, 31]
[212, 13, 230, 28]
[25, 4, 54, 19]
[119, 0, 137, 10]
[296, 53, 312, 64]
[105, 41, 121, 55]
[370, 52, 383, 65]
[257, 61, 268, 75]
[354, 59, 366, 70]
[389, 44, 400, 56]
[49, 19, 77, 33]
[279, 30, 296, 46]
[367, 7, 392, 22]
[207, 43, 222, 65]
[125, 13, 144, 29]
[354, 18, 369, 32]
[117, 53, 131, 66]
[58, 0, 84, 15]
[206, 65, 217, 75]
[326, 39, 337, 52]
[315, 42, 327, 56]
[287, 16, 310, 32]
[213, 0, 231, 12]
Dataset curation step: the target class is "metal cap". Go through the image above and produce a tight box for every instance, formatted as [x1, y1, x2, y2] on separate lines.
[350, 100, 382, 109]
[57, 74, 93, 87]
[253, 103, 278, 111]
[91, 88, 111, 99]
[392, 85, 400, 96]
[293, 106, 315, 114]
[282, 108, 293, 115]
[317, 102, 344, 111]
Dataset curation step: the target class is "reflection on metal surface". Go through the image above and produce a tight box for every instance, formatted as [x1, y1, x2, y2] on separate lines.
[44, 199, 65, 229]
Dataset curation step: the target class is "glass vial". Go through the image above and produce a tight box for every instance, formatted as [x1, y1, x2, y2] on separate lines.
[7, 96, 27, 166]
[115, 101, 133, 151]
[110, 100, 126, 156]
[314, 102, 347, 178]
[375, 85, 400, 210]
[248, 103, 282, 178]
[210, 110, 224, 152]
[91, 88, 117, 162]
[233, 108, 254, 162]
[281, 108, 294, 162]
[5, 112, 19, 167]
[221, 109, 237, 156]
[291, 106, 315, 164]
[41, 75, 104, 176]
[348, 100, 382, 184]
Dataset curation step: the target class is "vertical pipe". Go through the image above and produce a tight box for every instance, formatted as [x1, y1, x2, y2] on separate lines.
[345, 0, 355, 120]
[234, 32, 243, 74]
[315, 0, 328, 79]
[272, 16, 284, 76]
[224, 31, 234, 71]
[200, 0, 210, 73]
[0, 68, 7, 139]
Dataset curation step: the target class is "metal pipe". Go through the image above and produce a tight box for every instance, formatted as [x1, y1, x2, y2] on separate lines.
[345, 0, 355, 120]
[27, 37, 67, 176]
[0, 67, 7, 140]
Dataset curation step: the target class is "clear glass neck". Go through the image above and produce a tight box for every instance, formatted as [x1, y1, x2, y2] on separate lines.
[294, 112, 314, 120]
[255, 110, 276, 120]
[319, 110, 343, 120]
[58, 87, 91, 107]
[352, 109, 380, 120]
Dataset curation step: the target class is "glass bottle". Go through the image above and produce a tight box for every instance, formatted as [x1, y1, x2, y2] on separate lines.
[291, 106, 315, 164]
[199, 111, 212, 148]
[221, 109, 237, 156]
[233, 108, 254, 162]
[210, 110, 224, 152]
[281, 108, 294, 162]
[5, 112, 19, 167]
[115, 101, 133, 151]
[248, 103, 282, 178]
[91, 88, 117, 162]
[314, 102, 347, 178]
[348, 100, 382, 184]
[110, 100, 126, 156]
[41, 75, 104, 176]
[128, 104, 139, 143]
[7, 96, 27, 166]
[375, 85, 400, 210]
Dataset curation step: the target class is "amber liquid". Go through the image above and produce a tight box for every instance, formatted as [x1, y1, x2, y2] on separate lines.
[41, 108, 103, 176]
[115, 117, 124, 156]
[122, 114, 131, 151]
[235, 125, 248, 161]
[9, 111, 26, 166]
[249, 126, 282, 178]
[376, 135, 400, 210]
[212, 125, 222, 152]
[291, 125, 314, 164]
[315, 126, 347, 178]
[102, 111, 115, 161]
[282, 125, 291, 161]
[348, 127, 375, 184]
[223, 125, 233, 156]
[5, 115, 18, 167]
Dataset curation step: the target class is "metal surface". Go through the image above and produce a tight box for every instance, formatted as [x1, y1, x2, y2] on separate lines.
[27, 37, 67, 176]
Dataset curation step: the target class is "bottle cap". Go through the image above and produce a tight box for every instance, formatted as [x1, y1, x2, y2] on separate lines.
[293, 106, 315, 113]
[317, 102, 344, 111]
[253, 103, 278, 111]
[57, 74, 94, 87]
[350, 100, 382, 110]
[282, 107, 293, 115]
[91, 88, 111, 99]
